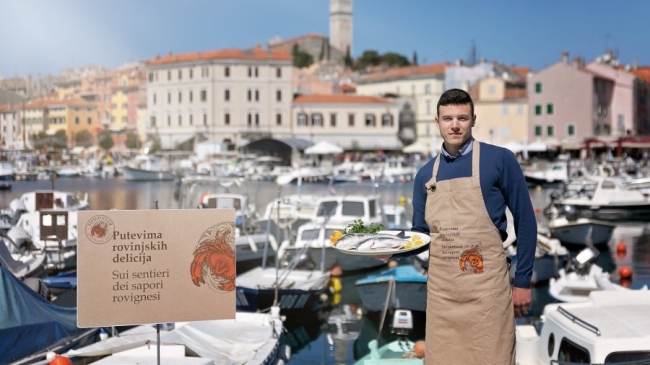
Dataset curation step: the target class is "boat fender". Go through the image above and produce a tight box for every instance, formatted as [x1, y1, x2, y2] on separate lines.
[279, 343, 291, 362]
[330, 277, 342, 293]
[616, 241, 627, 255]
[49, 355, 72, 365]
[619, 266, 632, 279]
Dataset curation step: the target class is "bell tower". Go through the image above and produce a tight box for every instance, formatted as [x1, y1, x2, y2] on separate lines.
[329, 0, 353, 56]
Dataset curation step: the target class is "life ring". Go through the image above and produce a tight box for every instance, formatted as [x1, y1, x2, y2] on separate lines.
[198, 190, 211, 208]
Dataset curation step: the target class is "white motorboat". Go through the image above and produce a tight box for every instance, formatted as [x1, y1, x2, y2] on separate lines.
[65, 311, 288, 365]
[547, 216, 615, 246]
[559, 177, 650, 221]
[0, 235, 46, 279]
[507, 234, 569, 285]
[548, 247, 647, 303]
[275, 166, 332, 185]
[8, 190, 89, 213]
[516, 290, 650, 364]
[121, 154, 174, 181]
[524, 161, 569, 185]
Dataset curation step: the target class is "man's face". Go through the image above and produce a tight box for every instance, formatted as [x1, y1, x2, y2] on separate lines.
[436, 104, 475, 150]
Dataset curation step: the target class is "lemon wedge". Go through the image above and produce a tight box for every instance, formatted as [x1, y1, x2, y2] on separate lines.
[329, 230, 343, 245]
[404, 234, 425, 249]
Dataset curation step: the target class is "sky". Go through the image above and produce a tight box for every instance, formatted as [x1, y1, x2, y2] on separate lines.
[1, 0, 649, 78]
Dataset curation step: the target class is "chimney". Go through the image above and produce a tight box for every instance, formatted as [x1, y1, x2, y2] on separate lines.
[562, 51, 569, 64]
[572, 57, 584, 68]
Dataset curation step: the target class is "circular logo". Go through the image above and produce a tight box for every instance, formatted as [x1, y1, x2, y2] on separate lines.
[85, 215, 115, 244]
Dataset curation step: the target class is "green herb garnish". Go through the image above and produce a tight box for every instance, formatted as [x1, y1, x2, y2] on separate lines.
[343, 219, 385, 235]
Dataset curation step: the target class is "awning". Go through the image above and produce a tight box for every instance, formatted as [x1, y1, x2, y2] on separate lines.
[501, 141, 523, 153]
[337, 135, 403, 150]
[526, 141, 548, 152]
[403, 141, 432, 154]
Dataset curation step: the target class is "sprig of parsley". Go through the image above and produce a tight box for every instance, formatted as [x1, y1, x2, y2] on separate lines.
[343, 219, 385, 235]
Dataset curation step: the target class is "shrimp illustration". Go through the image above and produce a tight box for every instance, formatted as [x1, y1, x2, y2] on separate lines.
[459, 244, 484, 274]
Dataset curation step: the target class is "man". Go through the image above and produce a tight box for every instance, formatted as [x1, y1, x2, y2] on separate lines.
[394, 88, 536, 364]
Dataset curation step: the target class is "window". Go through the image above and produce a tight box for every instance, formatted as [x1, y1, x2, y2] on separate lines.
[297, 112, 307, 126]
[122, 116, 127, 123]
[535, 82, 542, 93]
[558, 338, 590, 363]
[153, 94, 157, 104]
[248, 67, 252, 77]
[225, 89, 230, 101]
[312, 113, 323, 126]
[201, 90, 207, 102]
[365, 114, 376, 127]
[167, 71, 171, 81]
[547, 125, 554, 136]
[224, 113, 230, 125]
[426, 100, 431, 115]
[342, 201, 364, 216]
[597, 104, 608, 117]
[178, 115, 182, 126]
[348, 114, 355, 126]
[224, 67, 230, 77]
[189, 115, 193, 126]
[167, 116, 171, 126]
[276, 67, 282, 78]
[75, 117, 79, 125]
[178, 70, 182, 80]
[276, 113, 282, 126]
[568, 124, 575, 136]
[534, 125, 542, 136]
[247, 89, 252, 101]
[255, 67, 259, 77]
[87, 117, 91, 125]
[189, 91, 193, 102]
[255, 89, 259, 102]
[189, 69, 193, 79]
[151, 116, 156, 127]
[502, 104, 509, 116]
[424, 84, 431, 94]
[382, 113, 393, 127]
[247, 113, 252, 126]
[203, 114, 207, 126]
[255, 113, 259, 126]
[547, 103, 554, 115]
[148, 73, 154, 82]
[330, 113, 337, 127]
[178, 92, 182, 103]
[168, 93, 171, 103]
[603, 124, 611, 135]
[276, 90, 282, 102]
[535, 105, 542, 115]
[605, 351, 650, 363]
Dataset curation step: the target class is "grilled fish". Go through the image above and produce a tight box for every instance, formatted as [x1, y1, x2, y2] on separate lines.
[335, 233, 408, 251]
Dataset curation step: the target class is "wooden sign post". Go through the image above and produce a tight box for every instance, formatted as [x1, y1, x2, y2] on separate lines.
[77, 209, 236, 328]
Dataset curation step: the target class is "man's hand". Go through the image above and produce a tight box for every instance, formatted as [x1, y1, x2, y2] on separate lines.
[513, 287, 532, 318]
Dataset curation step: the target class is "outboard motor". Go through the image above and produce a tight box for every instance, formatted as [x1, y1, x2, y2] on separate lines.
[562, 205, 580, 221]
[281, 251, 316, 270]
[571, 246, 599, 275]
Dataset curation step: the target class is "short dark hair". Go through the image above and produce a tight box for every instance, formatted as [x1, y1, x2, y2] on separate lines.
[437, 88, 474, 116]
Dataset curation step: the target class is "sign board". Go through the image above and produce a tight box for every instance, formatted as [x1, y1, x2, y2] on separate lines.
[77, 209, 236, 327]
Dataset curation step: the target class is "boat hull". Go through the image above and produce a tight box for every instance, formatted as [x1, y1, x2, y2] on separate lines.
[549, 221, 615, 245]
[236, 286, 328, 314]
[560, 203, 650, 222]
[121, 166, 174, 181]
[509, 253, 569, 285]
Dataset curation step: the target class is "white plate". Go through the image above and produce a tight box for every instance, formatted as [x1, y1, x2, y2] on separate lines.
[332, 230, 430, 256]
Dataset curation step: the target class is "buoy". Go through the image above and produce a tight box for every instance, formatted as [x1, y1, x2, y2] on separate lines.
[534, 207, 541, 214]
[330, 277, 342, 293]
[619, 266, 632, 280]
[49, 355, 72, 365]
[413, 340, 426, 358]
[331, 265, 343, 277]
[99, 328, 108, 340]
[535, 185, 542, 192]
[198, 190, 211, 207]
[616, 241, 627, 254]
[399, 196, 407, 206]
[46, 352, 56, 360]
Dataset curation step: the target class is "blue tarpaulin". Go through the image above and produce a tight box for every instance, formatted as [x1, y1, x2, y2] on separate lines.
[0, 266, 86, 363]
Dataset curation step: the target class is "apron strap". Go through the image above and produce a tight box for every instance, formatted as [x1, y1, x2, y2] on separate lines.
[472, 139, 480, 178]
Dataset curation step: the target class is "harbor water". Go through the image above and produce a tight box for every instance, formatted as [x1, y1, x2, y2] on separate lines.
[2, 177, 649, 364]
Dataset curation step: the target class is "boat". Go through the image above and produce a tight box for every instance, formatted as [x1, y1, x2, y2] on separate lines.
[506, 234, 569, 285]
[8, 190, 89, 213]
[0, 162, 13, 180]
[515, 290, 650, 364]
[375, 157, 417, 184]
[276, 166, 332, 185]
[64, 310, 288, 365]
[558, 177, 650, 221]
[548, 247, 647, 303]
[235, 265, 331, 315]
[0, 266, 98, 365]
[121, 154, 174, 181]
[353, 310, 424, 364]
[255, 194, 321, 244]
[523, 161, 569, 185]
[547, 215, 615, 246]
[355, 265, 427, 313]
[198, 192, 258, 233]
[0, 234, 47, 279]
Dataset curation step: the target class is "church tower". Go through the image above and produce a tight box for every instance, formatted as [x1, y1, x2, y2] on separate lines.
[329, 0, 353, 56]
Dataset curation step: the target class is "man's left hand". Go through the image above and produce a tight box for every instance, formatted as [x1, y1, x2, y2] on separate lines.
[512, 287, 532, 318]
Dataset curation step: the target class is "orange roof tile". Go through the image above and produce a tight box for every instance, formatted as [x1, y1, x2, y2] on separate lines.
[340, 83, 356, 92]
[294, 94, 390, 104]
[358, 63, 450, 83]
[511, 66, 531, 78]
[0, 104, 11, 112]
[146, 46, 292, 66]
[631, 68, 650, 83]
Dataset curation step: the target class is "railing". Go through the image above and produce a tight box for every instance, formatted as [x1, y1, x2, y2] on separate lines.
[557, 306, 601, 337]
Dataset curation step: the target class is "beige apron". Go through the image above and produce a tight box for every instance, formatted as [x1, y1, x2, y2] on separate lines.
[423, 140, 514, 364]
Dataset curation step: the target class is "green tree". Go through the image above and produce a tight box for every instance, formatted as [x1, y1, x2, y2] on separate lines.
[125, 130, 140, 150]
[381, 52, 410, 67]
[412, 51, 418, 66]
[354, 50, 382, 70]
[291, 44, 314, 68]
[344, 46, 353, 68]
[98, 130, 114, 151]
[74, 130, 93, 147]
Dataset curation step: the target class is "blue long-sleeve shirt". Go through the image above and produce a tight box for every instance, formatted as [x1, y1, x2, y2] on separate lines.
[407, 141, 537, 288]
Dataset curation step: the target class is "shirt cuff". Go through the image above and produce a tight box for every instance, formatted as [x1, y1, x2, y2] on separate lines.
[513, 275, 531, 289]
